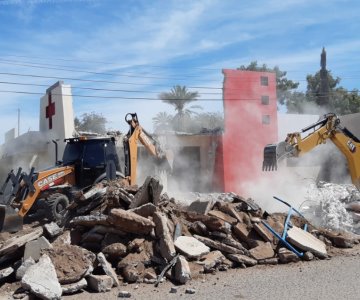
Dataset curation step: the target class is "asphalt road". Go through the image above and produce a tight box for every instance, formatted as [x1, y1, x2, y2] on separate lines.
[63, 246, 360, 300]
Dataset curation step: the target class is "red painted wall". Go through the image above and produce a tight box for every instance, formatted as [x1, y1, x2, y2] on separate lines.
[219, 69, 278, 195]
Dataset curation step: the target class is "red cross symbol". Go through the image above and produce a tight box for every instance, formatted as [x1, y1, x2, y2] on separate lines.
[46, 93, 55, 129]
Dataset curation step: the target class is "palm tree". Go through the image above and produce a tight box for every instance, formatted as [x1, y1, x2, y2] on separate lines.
[152, 111, 173, 133]
[158, 85, 202, 131]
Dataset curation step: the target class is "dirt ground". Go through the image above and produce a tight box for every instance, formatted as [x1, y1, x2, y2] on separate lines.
[2, 244, 359, 300]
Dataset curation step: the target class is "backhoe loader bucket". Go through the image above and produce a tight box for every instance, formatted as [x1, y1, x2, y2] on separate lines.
[262, 141, 294, 171]
[263, 144, 279, 171]
[0, 205, 23, 233]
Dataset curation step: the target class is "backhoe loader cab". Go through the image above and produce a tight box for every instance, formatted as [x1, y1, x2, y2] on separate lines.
[62, 136, 121, 188]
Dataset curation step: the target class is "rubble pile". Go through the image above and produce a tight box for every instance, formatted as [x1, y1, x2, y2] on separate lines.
[304, 181, 360, 233]
[0, 177, 360, 299]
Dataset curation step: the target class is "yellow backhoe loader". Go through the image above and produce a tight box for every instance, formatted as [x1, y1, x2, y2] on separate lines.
[263, 113, 360, 190]
[0, 113, 172, 233]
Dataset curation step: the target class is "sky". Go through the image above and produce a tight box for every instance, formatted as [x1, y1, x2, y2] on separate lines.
[0, 0, 360, 142]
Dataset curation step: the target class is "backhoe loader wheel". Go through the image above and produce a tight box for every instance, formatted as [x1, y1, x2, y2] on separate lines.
[45, 193, 69, 223]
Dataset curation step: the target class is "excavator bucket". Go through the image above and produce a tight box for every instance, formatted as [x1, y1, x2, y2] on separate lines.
[0, 205, 23, 233]
[262, 141, 294, 171]
[263, 144, 279, 171]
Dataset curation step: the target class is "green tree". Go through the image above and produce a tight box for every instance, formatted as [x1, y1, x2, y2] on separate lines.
[74, 112, 107, 134]
[238, 61, 299, 106]
[158, 85, 202, 131]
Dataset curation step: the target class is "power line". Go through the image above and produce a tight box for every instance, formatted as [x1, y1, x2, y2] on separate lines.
[0, 81, 222, 95]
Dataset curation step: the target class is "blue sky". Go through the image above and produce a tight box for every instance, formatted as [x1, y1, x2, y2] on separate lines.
[0, 0, 359, 141]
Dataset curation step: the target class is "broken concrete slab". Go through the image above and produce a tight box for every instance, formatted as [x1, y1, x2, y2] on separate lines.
[24, 236, 52, 262]
[258, 258, 279, 265]
[189, 221, 208, 236]
[232, 223, 250, 243]
[174, 236, 210, 259]
[70, 215, 109, 227]
[129, 203, 157, 218]
[249, 242, 274, 260]
[174, 255, 191, 284]
[97, 252, 120, 287]
[253, 223, 273, 243]
[61, 278, 87, 295]
[193, 235, 244, 254]
[129, 176, 163, 209]
[278, 247, 300, 264]
[0, 227, 43, 256]
[184, 211, 229, 233]
[226, 254, 257, 266]
[16, 257, 35, 280]
[153, 212, 176, 261]
[21, 254, 62, 300]
[198, 250, 226, 272]
[87, 274, 113, 292]
[287, 226, 327, 258]
[0, 266, 14, 280]
[216, 202, 244, 223]
[43, 222, 62, 238]
[220, 237, 249, 254]
[208, 210, 237, 225]
[108, 208, 155, 234]
[187, 199, 215, 215]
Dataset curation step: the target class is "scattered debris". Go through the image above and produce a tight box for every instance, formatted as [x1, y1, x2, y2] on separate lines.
[0, 177, 359, 298]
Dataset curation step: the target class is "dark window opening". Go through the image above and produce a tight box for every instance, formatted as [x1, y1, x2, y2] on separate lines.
[260, 76, 268, 86]
[261, 95, 269, 105]
[262, 115, 270, 124]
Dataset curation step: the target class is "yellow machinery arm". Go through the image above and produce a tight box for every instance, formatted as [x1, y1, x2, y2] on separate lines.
[263, 113, 360, 190]
[124, 113, 173, 185]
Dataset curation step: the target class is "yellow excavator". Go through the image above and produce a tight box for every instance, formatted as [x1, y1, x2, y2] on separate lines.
[0, 113, 172, 232]
[263, 113, 360, 190]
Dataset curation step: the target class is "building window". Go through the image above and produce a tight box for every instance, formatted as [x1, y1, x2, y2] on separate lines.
[262, 115, 270, 124]
[260, 76, 268, 86]
[261, 95, 269, 105]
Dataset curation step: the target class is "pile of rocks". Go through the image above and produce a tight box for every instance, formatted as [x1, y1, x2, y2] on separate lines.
[0, 177, 359, 299]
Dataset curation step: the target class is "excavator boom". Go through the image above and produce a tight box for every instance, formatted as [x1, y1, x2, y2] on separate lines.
[263, 113, 360, 190]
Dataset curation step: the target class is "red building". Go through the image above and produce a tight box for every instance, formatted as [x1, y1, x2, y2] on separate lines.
[215, 69, 278, 196]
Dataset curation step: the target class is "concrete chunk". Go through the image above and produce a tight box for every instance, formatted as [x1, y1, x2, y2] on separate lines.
[287, 226, 327, 258]
[153, 212, 176, 261]
[44, 222, 62, 238]
[70, 215, 109, 227]
[97, 252, 120, 287]
[278, 247, 300, 264]
[232, 223, 250, 243]
[87, 274, 113, 292]
[174, 255, 191, 284]
[61, 278, 87, 295]
[16, 257, 36, 280]
[0, 227, 43, 256]
[21, 254, 62, 300]
[24, 236, 52, 262]
[254, 223, 273, 243]
[208, 210, 237, 225]
[249, 242, 274, 260]
[187, 199, 215, 215]
[198, 250, 226, 272]
[227, 254, 257, 266]
[0, 266, 14, 280]
[174, 236, 210, 259]
[193, 235, 244, 254]
[129, 203, 157, 218]
[108, 208, 155, 234]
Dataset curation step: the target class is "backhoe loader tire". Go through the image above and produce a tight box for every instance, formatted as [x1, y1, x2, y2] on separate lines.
[45, 193, 69, 223]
